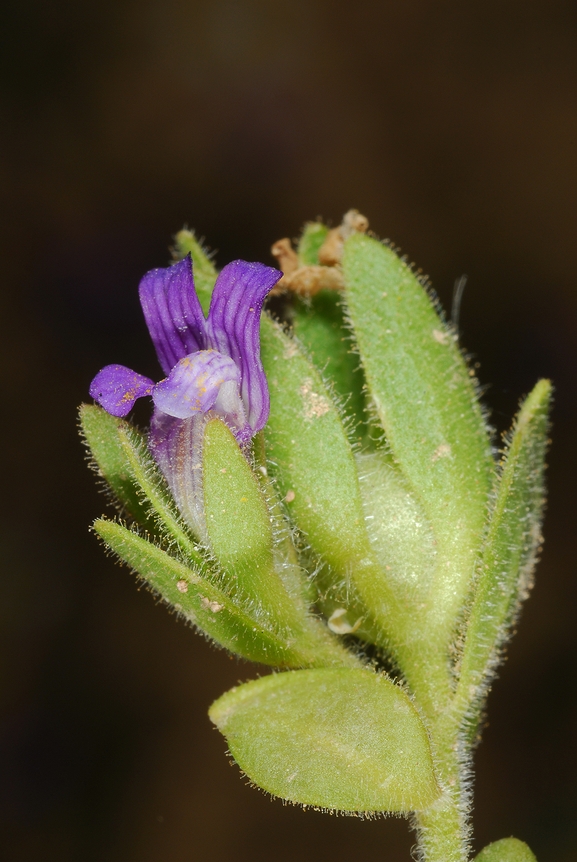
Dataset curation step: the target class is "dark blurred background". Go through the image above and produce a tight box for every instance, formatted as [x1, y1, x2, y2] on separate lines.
[1, 1, 576, 860]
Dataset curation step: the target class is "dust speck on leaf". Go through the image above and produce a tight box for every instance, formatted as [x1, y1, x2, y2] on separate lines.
[300, 378, 330, 420]
[432, 329, 449, 345]
[432, 443, 452, 462]
[283, 341, 299, 360]
[201, 596, 224, 613]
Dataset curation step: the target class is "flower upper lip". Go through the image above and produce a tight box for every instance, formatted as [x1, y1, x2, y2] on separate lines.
[89, 254, 282, 441]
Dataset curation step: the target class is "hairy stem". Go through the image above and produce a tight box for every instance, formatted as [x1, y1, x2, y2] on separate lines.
[414, 711, 471, 862]
[400, 645, 472, 862]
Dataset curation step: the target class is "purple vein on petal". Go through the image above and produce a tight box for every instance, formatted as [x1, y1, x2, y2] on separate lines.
[205, 260, 281, 432]
[149, 411, 208, 540]
[139, 255, 207, 375]
[89, 364, 154, 417]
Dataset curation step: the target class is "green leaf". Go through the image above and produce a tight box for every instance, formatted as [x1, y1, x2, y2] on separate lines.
[202, 419, 357, 669]
[261, 318, 366, 564]
[261, 319, 370, 564]
[456, 380, 551, 718]
[342, 234, 494, 638]
[296, 220, 329, 266]
[94, 518, 322, 667]
[172, 228, 218, 314]
[203, 419, 300, 623]
[80, 403, 205, 567]
[474, 837, 537, 862]
[260, 318, 403, 646]
[80, 404, 155, 529]
[209, 668, 440, 812]
[293, 222, 366, 423]
[356, 452, 437, 610]
[291, 291, 366, 426]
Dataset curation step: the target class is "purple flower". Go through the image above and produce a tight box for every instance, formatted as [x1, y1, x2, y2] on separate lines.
[90, 255, 281, 535]
[90, 255, 281, 440]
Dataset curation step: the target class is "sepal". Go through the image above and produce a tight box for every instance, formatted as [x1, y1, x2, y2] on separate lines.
[260, 319, 367, 566]
[209, 667, 441, 812]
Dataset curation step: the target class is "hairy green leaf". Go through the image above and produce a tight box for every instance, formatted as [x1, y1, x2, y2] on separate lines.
[261, 318, 367, 564]
[80, 404, 155, 529]
[260, 318, 404, 646]
[343, 234, 494, 638]
[356, 451, 437, 610]
[292, 291, 366, 425]
[203, 419, 356, 668]
[474, 837, 537, 862]
[95, 519, 327, 668]
[203, 419, 301, 625]
[81, 403, 205, 566]
[209, 668, 440, 812]
[456, 379, 551, 720]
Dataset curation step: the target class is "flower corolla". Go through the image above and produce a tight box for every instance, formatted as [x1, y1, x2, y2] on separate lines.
[89, 255, 281, 533]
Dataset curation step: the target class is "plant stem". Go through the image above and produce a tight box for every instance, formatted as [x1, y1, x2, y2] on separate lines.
[400, 644, 472, 862]
[413, 713, 471, 862]
[414, 793, 469, 862]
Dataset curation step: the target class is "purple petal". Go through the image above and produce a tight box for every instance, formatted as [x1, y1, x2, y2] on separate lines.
[139, 255, 207, 376]
[152, 349, 241, 419]
[205, 260, 281, 433]
[89, 364, 154, 417]
[149, 411, 207, 540]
